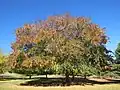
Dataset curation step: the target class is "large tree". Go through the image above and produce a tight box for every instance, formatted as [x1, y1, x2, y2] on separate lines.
[9, 14, 109, 82]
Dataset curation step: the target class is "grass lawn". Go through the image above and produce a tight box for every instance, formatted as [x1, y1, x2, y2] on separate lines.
[0, 73, 120, 90]
[0, 79, 120, 90]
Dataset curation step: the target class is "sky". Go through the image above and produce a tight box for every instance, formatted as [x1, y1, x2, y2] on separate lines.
[0, 0, 120, 54]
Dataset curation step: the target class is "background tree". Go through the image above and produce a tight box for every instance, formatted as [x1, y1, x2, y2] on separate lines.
[115, 43, 120, 63]
[0, 50, 8, 74]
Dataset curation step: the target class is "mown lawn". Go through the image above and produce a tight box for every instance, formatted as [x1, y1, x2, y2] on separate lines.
[0, 79, 120, 90]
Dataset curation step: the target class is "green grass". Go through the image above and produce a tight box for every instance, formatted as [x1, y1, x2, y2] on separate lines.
[0, 79, 120, 90]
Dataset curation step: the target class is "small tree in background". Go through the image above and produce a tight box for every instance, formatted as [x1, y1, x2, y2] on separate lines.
[115, 43, 120, 63]
[0, 50, 8, 74]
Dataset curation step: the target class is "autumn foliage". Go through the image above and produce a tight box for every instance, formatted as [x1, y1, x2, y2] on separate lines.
[9, 14, 109, 80]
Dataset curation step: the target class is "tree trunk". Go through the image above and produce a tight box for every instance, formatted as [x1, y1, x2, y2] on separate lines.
[84, 74, 86, 79]
[29, 75, 32, 79]
[72, 75, 75, 81]
[46, 74, 48, 79]
[65, 72, 70, 85]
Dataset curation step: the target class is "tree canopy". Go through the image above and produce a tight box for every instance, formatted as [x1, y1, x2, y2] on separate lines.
[9, 14, 110, 81]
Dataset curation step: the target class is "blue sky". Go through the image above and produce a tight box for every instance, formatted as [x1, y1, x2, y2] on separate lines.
[0, 0, 120, 54]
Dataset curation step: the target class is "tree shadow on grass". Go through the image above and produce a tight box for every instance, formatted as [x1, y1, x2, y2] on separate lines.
[0, 75, 30, 81]
[20, 77, 120, 87]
